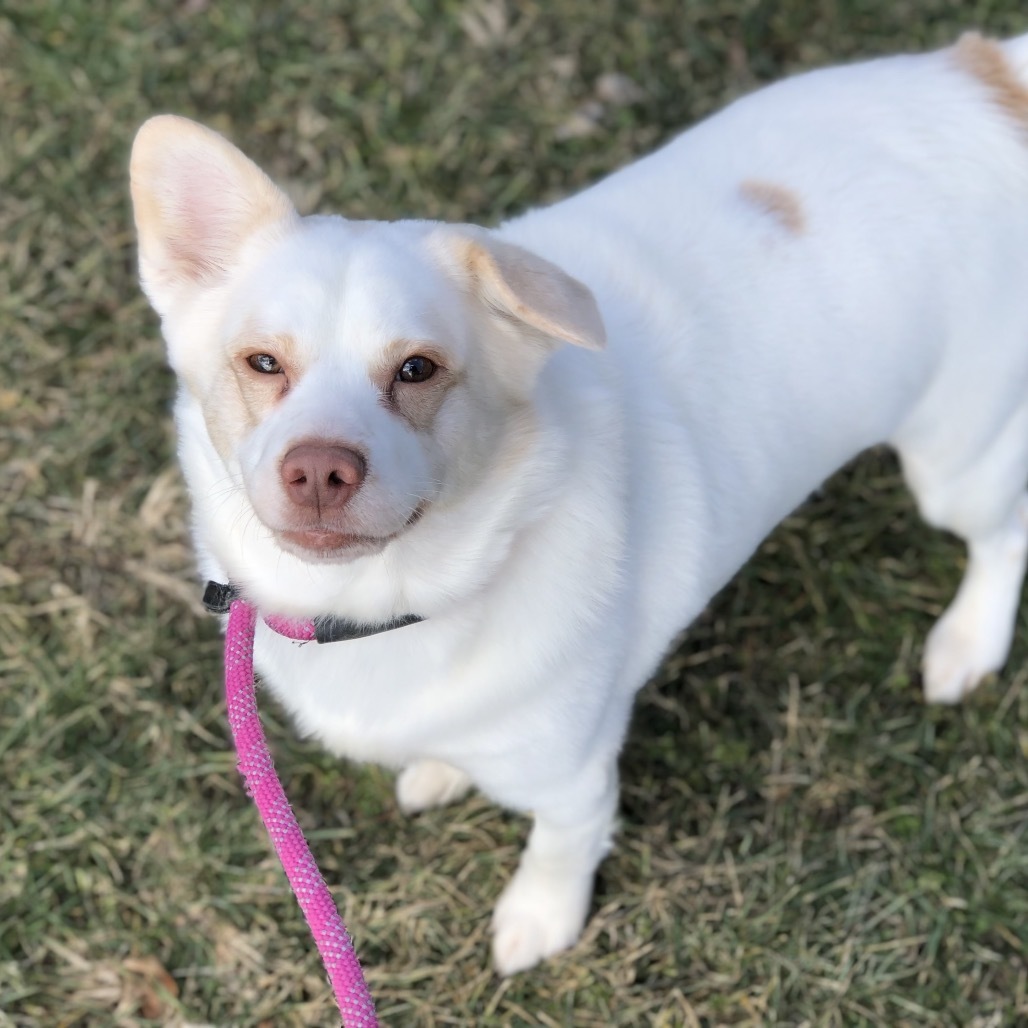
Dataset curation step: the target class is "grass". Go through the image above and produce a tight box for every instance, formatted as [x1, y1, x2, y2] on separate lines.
[2, 1, 1028, 1024]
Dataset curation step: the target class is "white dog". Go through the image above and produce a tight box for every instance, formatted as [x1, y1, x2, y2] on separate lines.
[131, 32, 1028, 975]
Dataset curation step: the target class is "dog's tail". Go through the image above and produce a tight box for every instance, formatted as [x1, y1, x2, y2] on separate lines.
[949, 32, 1028, 141]
[955, 31, 1028, 96]
[999, 32, 1028, 82]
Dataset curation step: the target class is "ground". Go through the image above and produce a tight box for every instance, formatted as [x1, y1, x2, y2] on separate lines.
[2, 1, 1027, 1025]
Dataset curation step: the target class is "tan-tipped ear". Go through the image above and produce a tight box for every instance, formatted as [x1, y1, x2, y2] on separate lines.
[130, 115, 297, 313]
[437, 229, 606, 352]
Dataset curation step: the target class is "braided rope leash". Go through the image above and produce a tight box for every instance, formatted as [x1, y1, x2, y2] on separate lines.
[223, 597, 379, 1026]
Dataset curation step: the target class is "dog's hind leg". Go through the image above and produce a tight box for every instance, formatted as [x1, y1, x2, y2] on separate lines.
[900, 401, 1028, 704]
[920, 494, 1028, 703]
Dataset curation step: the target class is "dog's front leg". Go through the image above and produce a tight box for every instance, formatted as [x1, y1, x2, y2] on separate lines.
[490, 759, 619, 975]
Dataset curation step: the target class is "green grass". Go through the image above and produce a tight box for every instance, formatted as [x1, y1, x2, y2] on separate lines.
[3, 1, 1028, 1024]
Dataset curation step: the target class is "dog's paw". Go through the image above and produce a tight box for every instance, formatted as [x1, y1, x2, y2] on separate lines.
[922, 615, 1002, 704]
[490, 862, 592, 976]
[396, 759, 473, 814]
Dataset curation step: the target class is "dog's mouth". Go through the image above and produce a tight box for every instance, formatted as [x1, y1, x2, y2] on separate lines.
[278, 529, 389, 561]
[275, 505, 427, 563]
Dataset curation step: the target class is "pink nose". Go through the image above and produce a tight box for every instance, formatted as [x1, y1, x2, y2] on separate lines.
[279, 441, 366, 511]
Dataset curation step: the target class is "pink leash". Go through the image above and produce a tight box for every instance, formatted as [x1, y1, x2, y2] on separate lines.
[223, 597, 379, 1026]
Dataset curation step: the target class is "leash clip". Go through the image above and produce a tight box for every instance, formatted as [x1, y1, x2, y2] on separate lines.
[202, 580, 239, 615]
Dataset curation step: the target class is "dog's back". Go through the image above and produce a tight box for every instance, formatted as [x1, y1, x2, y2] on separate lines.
[502, 33, 1028, 649]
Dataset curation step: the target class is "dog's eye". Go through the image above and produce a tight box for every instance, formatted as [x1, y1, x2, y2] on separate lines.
[247, 353, 283, 374]
[396, 355, 436, 384]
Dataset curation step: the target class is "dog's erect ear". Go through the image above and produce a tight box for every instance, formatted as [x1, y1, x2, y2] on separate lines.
[432, 229, 606, 354]
[130, 115, 297, 314]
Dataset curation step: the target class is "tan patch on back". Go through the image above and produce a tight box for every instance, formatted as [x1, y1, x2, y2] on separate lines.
[739, 179, 805, 234]
[953, 32, 1028, 134]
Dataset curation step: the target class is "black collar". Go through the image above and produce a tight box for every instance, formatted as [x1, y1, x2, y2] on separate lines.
[202, 581, 425, 643]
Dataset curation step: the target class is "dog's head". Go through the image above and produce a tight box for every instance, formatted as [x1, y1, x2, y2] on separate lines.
[130, 116, 604, 589]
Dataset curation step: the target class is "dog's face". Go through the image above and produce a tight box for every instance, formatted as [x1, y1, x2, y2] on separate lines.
[130, 116, 605, 568]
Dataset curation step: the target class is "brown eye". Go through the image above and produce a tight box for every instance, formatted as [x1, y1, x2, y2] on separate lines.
[247, 353, 282, 374]
[396, 355, 436, 383]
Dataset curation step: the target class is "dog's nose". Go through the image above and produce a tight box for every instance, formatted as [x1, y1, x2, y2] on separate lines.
[280, 441, 366, 511]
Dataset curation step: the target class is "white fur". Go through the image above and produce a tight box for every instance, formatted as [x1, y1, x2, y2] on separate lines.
[132, 34, 1028, 975]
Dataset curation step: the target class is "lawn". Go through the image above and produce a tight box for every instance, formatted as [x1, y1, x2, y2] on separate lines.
[2, 1, 1027, 1025]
